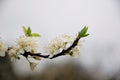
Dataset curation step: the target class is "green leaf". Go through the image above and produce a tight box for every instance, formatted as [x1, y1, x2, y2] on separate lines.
[22, 26, 41, 37]
[78, 26, 89, 38]
[79, 26, 87, 36]
[22, 26, 27, 35]
[31, 33, 41, 37]
[27, 27, 32, 36]
[83, 34, 89, 37]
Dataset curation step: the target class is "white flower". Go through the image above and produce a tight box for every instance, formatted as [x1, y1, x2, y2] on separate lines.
[16, 35, 38, 54]
[8, 48, 18, 61]
[0, 38, 7, 57]
[47, 34, 76, 55]
[8, 35, 39, 61]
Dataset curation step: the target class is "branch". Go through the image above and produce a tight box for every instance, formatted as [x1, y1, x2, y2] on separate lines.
[50, 26, 89, 59]
[22, 26, 89, 59]
[23, 51, 49, 58]
[22, 36, 80, 59]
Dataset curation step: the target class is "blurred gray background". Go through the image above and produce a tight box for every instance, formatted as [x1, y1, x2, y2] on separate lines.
[0, 0, 120, 77]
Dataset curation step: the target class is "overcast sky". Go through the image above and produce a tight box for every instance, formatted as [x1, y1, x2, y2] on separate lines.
[0, 0, 120, 76]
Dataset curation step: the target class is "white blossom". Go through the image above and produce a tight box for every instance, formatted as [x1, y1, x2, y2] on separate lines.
[46, 34, 76, 55]
[8, 35, 39, 61]
[0, 38, 7, 57]
[16, 36, 38, 53]
[8, 48, 18, 61]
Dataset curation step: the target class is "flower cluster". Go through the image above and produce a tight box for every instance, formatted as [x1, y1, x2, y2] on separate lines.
[6, 27, 41, 70]
[8, 36, 39, 61]
[47, 35, 80, 57]
[0, 37, 7, 57]
[0, 26, 89, 70]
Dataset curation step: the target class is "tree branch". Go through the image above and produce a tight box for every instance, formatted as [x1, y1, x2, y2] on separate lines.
[22, 36, 80, 59]
[23, 51, 49, 58]
[21, 26, 89, 59]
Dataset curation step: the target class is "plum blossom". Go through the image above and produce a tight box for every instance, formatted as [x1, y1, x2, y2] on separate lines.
[8, 35, 39, 61]
[0, 37, 7, 57]
[47, 34, 80, 57]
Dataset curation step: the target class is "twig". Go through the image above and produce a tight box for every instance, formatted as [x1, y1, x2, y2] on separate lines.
[22, 36, 80, 59]
[23, 51, 49, 58]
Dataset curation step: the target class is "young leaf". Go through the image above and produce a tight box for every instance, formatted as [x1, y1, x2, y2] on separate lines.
[78, 26, 89, 38]
[22, 26, 27, 35]
[31, 33, 41, 37]
[82, 33, 89, 37]
[22, 26, 41, 37]
[27, 27, 32, 36]
[79, 26, 87, 36]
